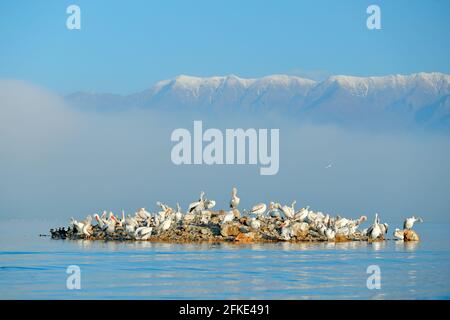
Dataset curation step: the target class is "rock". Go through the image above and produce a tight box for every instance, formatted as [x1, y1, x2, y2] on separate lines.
[232, 209, 241, 219]
[235, 232, 255, 243]
[335, 234, 350, 242]
[239, 226, 249, 233]
[220, 224, 240, 237]
[404, 229, 420, 241]
[200, 228, 209, 235]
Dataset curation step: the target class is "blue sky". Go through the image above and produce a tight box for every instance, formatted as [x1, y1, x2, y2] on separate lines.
[0, 0, 449, 94]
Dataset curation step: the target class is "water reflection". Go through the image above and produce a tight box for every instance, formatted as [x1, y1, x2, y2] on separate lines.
[1, 220, 450, 299]
[370, 241, 387, 251]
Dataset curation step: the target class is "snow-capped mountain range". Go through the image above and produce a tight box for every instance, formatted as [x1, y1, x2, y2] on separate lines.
[66, 72, 450, 130]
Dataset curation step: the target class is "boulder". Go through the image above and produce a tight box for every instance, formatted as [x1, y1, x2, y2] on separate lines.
[235, 232, 255, 243]
[404, 229, 420, 241]
[220, 223, 240, 237]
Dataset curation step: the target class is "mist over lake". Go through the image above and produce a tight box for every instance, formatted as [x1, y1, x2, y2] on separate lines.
[1, 79, 449, 223]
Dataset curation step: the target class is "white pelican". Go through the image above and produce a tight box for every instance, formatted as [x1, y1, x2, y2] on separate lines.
[80, 215, 93, 236]
[117, 210, 125, 227]
[156, 201, 170, 212]
[70, 218, 84, 234]
[280, 201, 296, 219]
[367, 213, 382, 240]
[105, 216, 117, 235]
[317, 222, 327, 236]
[294, 206, 309, 221]
[379, 223, 389, 235]
[393, 228, 404, 240]
[175, 203, 183, 221]
[204, 199, 216, 210]
[403, 216, 423, 230]
[188, 191, 205, 214]
[222, 210, 235, 224]
[159, 217, 172, 232]
[280, 220, 293, 240]
[125, 223, 137, 237]
[325, 228, 336, 241]
[268, 202, 281, 218]
[336, 226, 351, 237]
[184, 211, 195, 223]
[250, 217, 261, 230]
[137, 208, 152, 220]
[200, 211, 211, 224]
[251, 203, 267, 216]
[135, 221, 153, 240]
[94, 214, 106, 229]
[230, 187, 240, 209]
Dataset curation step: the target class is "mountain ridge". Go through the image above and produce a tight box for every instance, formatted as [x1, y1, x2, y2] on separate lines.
[66, 72, 450, 130]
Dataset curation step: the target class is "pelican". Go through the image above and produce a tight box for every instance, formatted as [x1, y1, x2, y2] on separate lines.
[70, 218, 85, 234]
[280, 201, 296, 219]
[280, 220, 293, 240]
[124, 214, 138, 228]
[156, 201, 170, 212]
[188, 191, 205, 214]
[336, 226, 351, 237]
[175, 203, 183, 221]
[135, 221, 153, 240]
[117, 210, 125, 227]
[268, 202, 281, 218]
[222, 210, 235, 224]
[125, 223, 137, 237]
[105, 216, 116, 235]
[94, 214, 106, 230]
[294, 206, 309, 221]
[137, 208, 152, 220]
[393, 228, 404, 240]
[379, 223, 389, 235]
[325, 228, 336, 241]
[230, 187, 240, 209]
[403, 216, 423, 230]
[367, 213, 382, 240]
[184, 211, 195, 223]
[200, 211, 211, 224]
[204, 199, 216, 210]
[251, 203, 267, 216]
[159, 217, 172, 232]
[80, 215, 93, 236]
[250, 217, 261, 230]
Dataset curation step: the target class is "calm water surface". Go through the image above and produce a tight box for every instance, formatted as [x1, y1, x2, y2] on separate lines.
[0, 219, 449, 299]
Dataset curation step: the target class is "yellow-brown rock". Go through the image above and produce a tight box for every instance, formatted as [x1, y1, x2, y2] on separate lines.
[235, 232, 255, 243]
[335, 234, 350, 242]
[220, 223, 240, 237]
[404, 229, 420, 241]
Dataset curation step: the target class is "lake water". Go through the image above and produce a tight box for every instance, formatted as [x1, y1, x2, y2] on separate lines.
[0, 218, 449, 299]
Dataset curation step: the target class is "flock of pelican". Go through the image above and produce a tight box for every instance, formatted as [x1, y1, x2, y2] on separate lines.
[54, 187, 423, 242]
